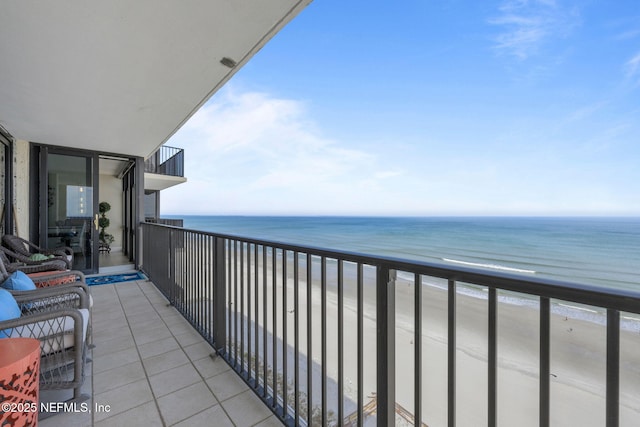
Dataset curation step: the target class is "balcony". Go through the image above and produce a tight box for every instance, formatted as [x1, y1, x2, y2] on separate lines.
[144, 146, 187, 192]
[39, 223, 640, 426]
[138, 223, 640, 427]
[40, 276, 281, 426]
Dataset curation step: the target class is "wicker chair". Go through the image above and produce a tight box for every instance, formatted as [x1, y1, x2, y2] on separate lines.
[1, 239, 72, 269]
[2, 234, 74, 268]
[0, 282, 91, 401]
[0, 246, 69, 274]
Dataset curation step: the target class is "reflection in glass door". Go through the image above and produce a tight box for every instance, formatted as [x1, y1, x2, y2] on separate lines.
[44, 151, 98, 272]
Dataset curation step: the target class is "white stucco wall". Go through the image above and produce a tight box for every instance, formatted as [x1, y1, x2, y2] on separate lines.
[14, 139, 30, 238]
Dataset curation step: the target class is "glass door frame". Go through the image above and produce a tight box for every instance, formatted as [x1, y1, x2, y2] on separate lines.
[35, 145, 100, 274]
[0, 129, 13, 236]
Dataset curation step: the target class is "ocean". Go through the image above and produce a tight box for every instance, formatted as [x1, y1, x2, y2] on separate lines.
[169, 216, 639, 292]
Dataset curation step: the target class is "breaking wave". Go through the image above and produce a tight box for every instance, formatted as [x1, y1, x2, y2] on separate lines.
[442, 258, 536, 274]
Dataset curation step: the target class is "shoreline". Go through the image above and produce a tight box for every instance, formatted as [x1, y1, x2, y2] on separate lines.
[307, 254, 640, 331]
[220, 252, 640, 426]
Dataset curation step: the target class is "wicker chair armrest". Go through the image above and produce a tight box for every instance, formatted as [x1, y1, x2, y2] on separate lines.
[46, 246, 73, 254]
[0, 308, 86, 356]
[12, 284, 90, 310]
[11, 260, 68, 274]
[0, 308, 82, 330]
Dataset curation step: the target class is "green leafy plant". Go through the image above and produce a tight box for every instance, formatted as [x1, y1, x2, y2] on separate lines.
[99, 201, 115, 245]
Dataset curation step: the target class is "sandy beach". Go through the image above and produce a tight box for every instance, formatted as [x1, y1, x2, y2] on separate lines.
[178, 244, 640, 426]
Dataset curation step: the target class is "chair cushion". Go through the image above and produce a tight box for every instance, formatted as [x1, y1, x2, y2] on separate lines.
[0, 288, 21, 337]
[29, 253, 54, 261]
[27, 272, 78, 288]
[8, 308, 89, 353]
[1, 271, 37, 292]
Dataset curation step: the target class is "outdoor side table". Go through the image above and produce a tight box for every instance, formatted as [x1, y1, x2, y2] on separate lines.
[0, 338, 41, 427]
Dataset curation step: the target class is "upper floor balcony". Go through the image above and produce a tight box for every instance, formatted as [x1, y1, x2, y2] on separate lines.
[144, 145, 187, 192]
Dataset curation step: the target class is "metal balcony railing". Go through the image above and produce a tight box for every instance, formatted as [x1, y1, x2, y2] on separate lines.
[144, 145, 184, 177]
[145, 217, 184, 227]
[141, 222, 640, 427]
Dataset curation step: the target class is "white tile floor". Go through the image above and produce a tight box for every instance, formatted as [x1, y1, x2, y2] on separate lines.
[39, 278, 283, 427]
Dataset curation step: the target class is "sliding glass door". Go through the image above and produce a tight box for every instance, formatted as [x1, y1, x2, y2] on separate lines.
[40, 148, 99, 273]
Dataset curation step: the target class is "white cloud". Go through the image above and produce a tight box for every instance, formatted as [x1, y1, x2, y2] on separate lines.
[625, 51, 640, 81]
[489, 0, 577, 60]
[161, 86, 639, 216]
[162, 87, 405, 214]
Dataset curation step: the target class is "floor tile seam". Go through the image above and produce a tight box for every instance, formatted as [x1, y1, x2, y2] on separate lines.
[220, 389, 279, 427]
[146, 362, 203, 396]
[131, 279, 237, 425]
[130, 327, 175, 345]
[92, 381, 156, 423]
[113, 282, 169, 427]
[139, 280, 250, 425]
[165, 403, 227, 427]
[250, 414, 281, 427]
[91, 351, 141, 376]
[90, 338, 138, 360]
[92, 401, 159, 426]
[92, 361, 147, 395]
[141, 281, 282, 427]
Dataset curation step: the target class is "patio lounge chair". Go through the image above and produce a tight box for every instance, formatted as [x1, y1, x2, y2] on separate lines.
[0, 253, 93, 343]
[0, 246, 69, 274]
[0, 284, 91, 401]
[0, 242, 73, 269]
[2, 234, 73, 268]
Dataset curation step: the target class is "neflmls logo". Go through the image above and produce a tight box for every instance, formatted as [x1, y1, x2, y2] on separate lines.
[40, 402, 91, 413]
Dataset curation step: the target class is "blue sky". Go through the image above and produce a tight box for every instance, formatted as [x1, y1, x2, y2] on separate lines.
[162, 0, 640, 216]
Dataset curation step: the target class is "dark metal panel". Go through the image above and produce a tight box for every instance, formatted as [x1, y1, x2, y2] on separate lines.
[448, 279, 456, 427]
[357, 263, 364, 427]
[540, 297, 550, 427]
[606, 309, 620, 427]
[488, 287, 497, 427]
[306, 253, 313, 426]
[213, 237, 226, 353]
[293, 251, 300, 426]
[282, 249, 288, 419]
[415, 273, 423, 427]
[321, 256, 327, 426]
[338, 259, 344, 426]
[376, 267, 396, 427]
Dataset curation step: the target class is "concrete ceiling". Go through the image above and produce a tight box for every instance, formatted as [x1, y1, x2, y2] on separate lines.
[0, 0, 311, 159]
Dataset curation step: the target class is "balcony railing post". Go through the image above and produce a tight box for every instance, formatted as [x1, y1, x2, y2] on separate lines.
[376, 266, 396, 427]
[169, 228, 175, 305]
[606, 309, 620, 427]
[213, 236, 227, 354]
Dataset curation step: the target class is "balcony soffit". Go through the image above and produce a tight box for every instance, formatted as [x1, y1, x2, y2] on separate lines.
[0, 0, 311, 159]
[144, 173, 188, 192]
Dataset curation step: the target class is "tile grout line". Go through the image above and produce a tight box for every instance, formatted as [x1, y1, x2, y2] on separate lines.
[138, 283, 279, 427]
[138, 280, 278, 427]
[136, 280, 239, 426]
[89, 285, 147, 424]
[96, 280, 277, 426]
[112, 281, 169, 426]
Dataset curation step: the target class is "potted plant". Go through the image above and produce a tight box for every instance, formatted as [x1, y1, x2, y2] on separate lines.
[98, 202, 115, 252]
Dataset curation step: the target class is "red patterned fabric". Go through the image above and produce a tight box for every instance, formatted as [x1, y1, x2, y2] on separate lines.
[27, 272, 78, 288]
